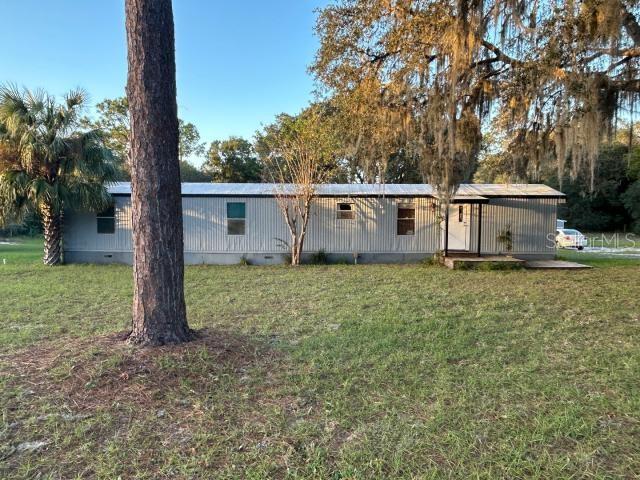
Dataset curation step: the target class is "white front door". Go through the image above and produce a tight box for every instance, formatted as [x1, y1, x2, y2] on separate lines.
[443, 204, 469, 251]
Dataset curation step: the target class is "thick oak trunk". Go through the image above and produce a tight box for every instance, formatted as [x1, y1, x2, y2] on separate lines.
[40, 202, 62, 266]
[125, 0, 191, 345]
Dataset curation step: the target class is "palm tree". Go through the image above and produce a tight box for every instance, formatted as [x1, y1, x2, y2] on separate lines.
[0, 85, 116, 265]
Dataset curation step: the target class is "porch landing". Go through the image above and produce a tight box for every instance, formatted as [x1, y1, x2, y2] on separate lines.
[524, 260, 592, 269]
[442, 255, 525, 270]
[442, 255, 592, 270]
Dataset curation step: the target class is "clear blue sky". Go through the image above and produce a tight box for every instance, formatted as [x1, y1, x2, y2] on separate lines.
[2, 0, 327, 164]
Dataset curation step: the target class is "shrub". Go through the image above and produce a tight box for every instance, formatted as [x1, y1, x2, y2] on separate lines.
[497, 225, 514, 253]
[421, 253, 441, 266]
[310, 249, 329, 265]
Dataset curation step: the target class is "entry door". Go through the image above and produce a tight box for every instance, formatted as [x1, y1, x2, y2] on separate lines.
[444, 204, 469, 250]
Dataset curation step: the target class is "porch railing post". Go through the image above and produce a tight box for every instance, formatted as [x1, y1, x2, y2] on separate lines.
[444, 205, 449, 257]
[477, 203, 483, 257]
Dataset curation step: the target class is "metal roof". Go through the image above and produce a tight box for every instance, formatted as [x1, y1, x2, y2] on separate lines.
[108, 182, 564, 198]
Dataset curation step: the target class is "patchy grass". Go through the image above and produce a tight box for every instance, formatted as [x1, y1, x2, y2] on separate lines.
[556, 248, 640, 267]
[1, 239, 639, 478]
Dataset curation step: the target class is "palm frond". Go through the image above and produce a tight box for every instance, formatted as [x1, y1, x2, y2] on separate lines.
[0, 170, 33, 225]
[0, 84, 116, 221]
[65, 88, 87, 109]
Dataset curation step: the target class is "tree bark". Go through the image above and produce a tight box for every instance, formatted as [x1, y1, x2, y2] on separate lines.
[40, 202, 62, 266]
[125, 0, 191, 345]
[621, 3, 640, 47]
[285, 199, 313, 266]
[291, 234, 300, 265]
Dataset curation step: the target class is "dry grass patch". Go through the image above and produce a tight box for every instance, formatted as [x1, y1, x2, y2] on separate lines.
[1, 330, 320, 478]
[3, 329, 278, 411]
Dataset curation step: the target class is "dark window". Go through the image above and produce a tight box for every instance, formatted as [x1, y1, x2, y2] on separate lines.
[397, 204, 415, 235]
[458, 205, 464, 222]
[97, 206, 115, 234]
[337, 202, 355, 220]
[227, 202, 245, 235]
[227, 202, 245, 219]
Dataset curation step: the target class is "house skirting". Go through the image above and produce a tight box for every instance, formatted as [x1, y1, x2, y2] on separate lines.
[63, 250, 554, 265]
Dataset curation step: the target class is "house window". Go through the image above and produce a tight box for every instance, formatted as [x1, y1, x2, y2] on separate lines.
[458, 205, 464, 222]
[397, 204, 415, 235]
[337, 202, 355, 219]
[97, 206, 115, 234]
[227, 202, 245, 235]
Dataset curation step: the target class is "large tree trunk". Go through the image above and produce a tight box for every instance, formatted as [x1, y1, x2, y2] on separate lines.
[40, 202, 62, 266]
[125, 0, 191, 345]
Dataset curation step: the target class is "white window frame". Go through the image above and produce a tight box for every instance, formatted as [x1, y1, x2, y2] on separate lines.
[336, 202, 355, 220]
[397, 203, 416, 236]
[226, 201, 246, 236]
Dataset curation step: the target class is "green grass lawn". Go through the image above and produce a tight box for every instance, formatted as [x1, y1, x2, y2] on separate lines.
[556, 248, 640, 267]
[1, 238, 639, 479]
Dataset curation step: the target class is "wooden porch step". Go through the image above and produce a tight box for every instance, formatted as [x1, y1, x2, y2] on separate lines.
[442, 255, 526, 270]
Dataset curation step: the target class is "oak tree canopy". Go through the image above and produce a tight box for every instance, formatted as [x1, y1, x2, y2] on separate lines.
[312, 0, 640, 195]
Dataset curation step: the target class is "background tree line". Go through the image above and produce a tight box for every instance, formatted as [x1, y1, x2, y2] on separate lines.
[7, 0, 640, 240]
[476, 135, 640, 233]
[84, 93, 640, 233]
[4, 90, 640, 241]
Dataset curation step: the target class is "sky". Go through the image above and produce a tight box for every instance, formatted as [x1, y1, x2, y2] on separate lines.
[2, 0, 327, 165]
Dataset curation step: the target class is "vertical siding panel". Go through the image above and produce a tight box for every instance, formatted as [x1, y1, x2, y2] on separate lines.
[64, 193, 558, 258]
[478, 198, 557, 255]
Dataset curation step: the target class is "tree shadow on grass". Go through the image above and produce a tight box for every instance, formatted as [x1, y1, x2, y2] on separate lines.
[2, 328, 283, 412]
[0, 330, 340, 478]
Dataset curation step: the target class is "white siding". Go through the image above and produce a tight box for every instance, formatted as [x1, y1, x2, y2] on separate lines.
[64, 195, 557, 256]
[64, 196, 133, 252]
[65, 196, 440, 254]
[305, 197, 439, 253]
[468, 198, 557, 255]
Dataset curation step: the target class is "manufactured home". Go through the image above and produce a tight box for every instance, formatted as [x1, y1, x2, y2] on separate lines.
[63, 182, 565, 264]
